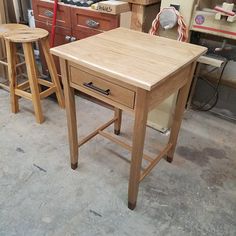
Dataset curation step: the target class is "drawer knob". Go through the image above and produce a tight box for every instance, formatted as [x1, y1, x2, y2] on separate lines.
[86, 19, 100, 28]
[70, 36, 77, 42]
[83, 82, 110, 96]
[65, 35, 71, 42]
[44, 10, 54, 18]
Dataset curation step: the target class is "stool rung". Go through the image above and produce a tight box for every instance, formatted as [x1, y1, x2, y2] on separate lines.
[0, 83, 9, 91]
[0, 60, 8, 66]
[15, 89, 32, 100]
[40, 86, 56, 99]
[38, 78, 54, 88]
[17, 81, 30, 90]
[16, 61, 26, 67]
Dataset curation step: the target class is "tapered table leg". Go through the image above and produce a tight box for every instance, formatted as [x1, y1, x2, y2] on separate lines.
[128, 88, 148, 210]
[60, 59, 78, 169]
[167, 62, 197, 162]
[114, 108, 122, 135]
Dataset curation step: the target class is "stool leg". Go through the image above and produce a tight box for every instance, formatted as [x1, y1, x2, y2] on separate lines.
[5, 40, 19, 113]
[40, 37, 65, 108]
[0, 38, 7, 81]
[23, 42, 44, 124]
[114, 108, 122, 135]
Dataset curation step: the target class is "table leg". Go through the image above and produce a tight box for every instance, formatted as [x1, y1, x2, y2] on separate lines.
[128, 89, 148, 210]
[167, 62, 196, 163]
[114, 108, 122, 135]
[59, 59, 78, 169]
[186, 62, 201, 109]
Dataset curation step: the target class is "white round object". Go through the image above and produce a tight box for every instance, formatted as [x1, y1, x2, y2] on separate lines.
[159, 9, 178, 30]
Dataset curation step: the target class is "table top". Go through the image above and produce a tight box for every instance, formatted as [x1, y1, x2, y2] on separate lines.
[51, 28, 207, 91]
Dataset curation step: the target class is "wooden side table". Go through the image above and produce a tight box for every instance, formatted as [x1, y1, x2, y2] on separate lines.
[51, 28, 206, 210]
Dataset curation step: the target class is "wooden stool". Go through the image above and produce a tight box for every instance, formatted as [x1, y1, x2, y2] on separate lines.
[3, 28, 65, 123]
[0, 23, 29, 90]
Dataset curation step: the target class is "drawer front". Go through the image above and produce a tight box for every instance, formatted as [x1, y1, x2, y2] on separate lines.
[32, 0, 71, 28]
[72, 27, 102, 40]
[71, 8, 120, 32]
[70, 65, 135, 109]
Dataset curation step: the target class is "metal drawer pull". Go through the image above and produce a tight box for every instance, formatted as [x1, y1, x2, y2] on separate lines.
[70, 36, 77, 42]
[86, 19, 100, 28]
[44, 10, 54, 18]
[83, 82, 110, 96]
[65, 35, 71, 42]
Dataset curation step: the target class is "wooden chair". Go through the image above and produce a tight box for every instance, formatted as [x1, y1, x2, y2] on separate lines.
[3, 27, 65, 123]
[0, 23, 29, 90]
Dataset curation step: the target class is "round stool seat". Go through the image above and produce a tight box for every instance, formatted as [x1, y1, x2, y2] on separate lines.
[3, 28, 49, 43]
[0, 23, 29, 38]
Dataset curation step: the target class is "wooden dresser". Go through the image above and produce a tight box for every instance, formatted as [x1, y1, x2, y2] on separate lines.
[32, 0, 120, 73]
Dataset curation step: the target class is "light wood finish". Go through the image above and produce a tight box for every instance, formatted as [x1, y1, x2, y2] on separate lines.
[124, 0, 160, 6]
[23, 42, 44, 123]
[51, 28, 206, 91]
[97, 1, 131, 15]
[60, 58, 78, 170]
[128, 88, 148, 210]
[4, 28, 65, 123]
[130, 3, 159, 32]
[98, 130, 154, 163]
[0, 1, 7, 24]
[114, 108, 122, 135]
[167, 62, 197, 162]
[3, 28, 48, 43]
[51, 28, 206, 209]
[78, 118, 117, 148]
[40, 37, 65, 108]
[139, 143, 172, 182]
[70, 65, 135, 109]
[0, 24, 29, 37]
[5, 40, 19, 113]
[0, 24, 29, 91]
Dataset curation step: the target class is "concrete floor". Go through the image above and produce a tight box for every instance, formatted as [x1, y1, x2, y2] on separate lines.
[0, 89, 236, 236]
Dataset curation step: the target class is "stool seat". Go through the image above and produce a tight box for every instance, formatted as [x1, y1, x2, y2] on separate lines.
[3, 28, 48, 43]
[0, 23, 29, 38]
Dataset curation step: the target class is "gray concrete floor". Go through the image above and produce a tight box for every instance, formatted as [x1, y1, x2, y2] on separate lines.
[0, 89, 236, 236]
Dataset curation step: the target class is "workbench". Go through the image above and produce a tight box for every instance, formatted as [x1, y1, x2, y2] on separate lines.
[50, 27, 206, 210]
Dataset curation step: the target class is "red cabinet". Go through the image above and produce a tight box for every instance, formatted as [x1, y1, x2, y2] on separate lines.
[32, 0, 120, 73]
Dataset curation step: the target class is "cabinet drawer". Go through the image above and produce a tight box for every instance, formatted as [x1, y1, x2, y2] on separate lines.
[32, 0, 71, 28]
[71, 8, 120, 32]
[69, 65, 135, 109]
[72, 26, 101, 40]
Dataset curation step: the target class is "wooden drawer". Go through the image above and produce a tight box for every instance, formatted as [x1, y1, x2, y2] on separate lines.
[69, 64, 135, 109]
[71, 8, 120, 32]
[72, 26, 101, 40]
[32, 0, 71, 28]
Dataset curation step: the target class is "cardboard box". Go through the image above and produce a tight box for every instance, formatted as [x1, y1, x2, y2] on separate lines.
[97, 1, 130, 15]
